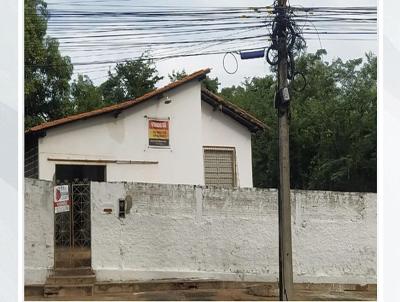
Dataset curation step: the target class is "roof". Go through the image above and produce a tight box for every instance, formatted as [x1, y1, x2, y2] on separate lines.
[26, 67, 267, 134]
[26, 68, 210, 134]
[200, 89, 267, 132]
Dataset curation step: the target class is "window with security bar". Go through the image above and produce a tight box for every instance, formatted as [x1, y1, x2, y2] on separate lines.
[203, 147, 237, 188]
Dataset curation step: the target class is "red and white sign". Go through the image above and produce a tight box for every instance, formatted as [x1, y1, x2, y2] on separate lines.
[54, 185, 70, 213]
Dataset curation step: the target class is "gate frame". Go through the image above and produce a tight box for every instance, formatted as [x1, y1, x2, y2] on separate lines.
[53, 180, 92, 269]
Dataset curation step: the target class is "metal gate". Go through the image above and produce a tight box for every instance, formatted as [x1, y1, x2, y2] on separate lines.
[54, 181, 91, 268]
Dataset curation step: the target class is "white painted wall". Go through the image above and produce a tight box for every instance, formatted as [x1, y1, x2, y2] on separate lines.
[38, 82, 204, 185]
[37, 81, 254, 187]
[24, 178, 54, 285]
[90, 182, 377, 285]
[201, 102, 253, 187]
[24, 179, 376, 285]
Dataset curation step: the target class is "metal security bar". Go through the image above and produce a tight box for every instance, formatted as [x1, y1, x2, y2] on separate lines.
[71, 182, 91, 248]
[54, 180, 91, 268]
[24, 139, 39, 178]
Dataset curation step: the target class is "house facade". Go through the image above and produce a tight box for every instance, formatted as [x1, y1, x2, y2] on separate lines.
[25, 68, 265, 188]
[24, 69, 377, 295]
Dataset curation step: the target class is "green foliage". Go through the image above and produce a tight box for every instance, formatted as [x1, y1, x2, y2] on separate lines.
[25, 0, 73, 128]
[168, 69, 188, 82]
[221, 51, 377, 192]
[99, 54, 163, 104]
[203, 76, 220, 93]
[71, 75, 103, 113]
[168, 69, 220, 93]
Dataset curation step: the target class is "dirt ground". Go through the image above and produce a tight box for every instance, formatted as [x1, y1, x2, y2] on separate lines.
[26, 286, 377, 301]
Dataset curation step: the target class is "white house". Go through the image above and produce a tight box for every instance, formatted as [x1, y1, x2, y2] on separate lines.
[25, 68, 266, 188]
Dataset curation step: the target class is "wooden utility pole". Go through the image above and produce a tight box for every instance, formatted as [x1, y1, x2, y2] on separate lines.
[238, 2, 294, 299]
[277, 0, 294, 300]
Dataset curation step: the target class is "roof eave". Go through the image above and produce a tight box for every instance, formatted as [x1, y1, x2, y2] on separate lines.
[200, 89, 268, 133]
[26, 68, 211, 134]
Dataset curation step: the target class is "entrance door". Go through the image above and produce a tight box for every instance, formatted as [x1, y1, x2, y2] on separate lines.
[54, 165, 105, 269]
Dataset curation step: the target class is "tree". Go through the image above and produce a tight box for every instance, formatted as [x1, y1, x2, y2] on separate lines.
[297, 53, 377, 192]
[168, 69, 220, 93]
[203, 76, 220, 94]
[99, 54, 163, 104]
[71, 75, 103, 113]
[25, 0, 73, 128]
[220, 50, 376, 192]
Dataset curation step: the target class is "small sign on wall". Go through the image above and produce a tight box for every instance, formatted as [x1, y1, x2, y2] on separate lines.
[148, 118, 169, 147]
[54, 185, 70, 213]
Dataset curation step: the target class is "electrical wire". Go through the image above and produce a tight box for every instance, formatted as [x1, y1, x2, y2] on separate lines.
[25, 3, 377, 81]
[223, 52, 239, 74]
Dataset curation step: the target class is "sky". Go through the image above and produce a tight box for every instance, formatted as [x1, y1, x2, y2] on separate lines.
[46, 0, 377, 89]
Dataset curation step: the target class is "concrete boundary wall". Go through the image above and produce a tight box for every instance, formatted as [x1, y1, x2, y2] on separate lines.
[25, 178, 54, 285]
[24, 179, 376, 285]
[91, 182, 376, 284]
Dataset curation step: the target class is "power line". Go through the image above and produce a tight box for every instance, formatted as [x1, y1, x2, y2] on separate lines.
[25, 3, 376, 81]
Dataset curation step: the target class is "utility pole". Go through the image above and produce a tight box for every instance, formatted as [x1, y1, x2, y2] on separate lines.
[239, 1, 294, 300]
[276, 0, 294, 300]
